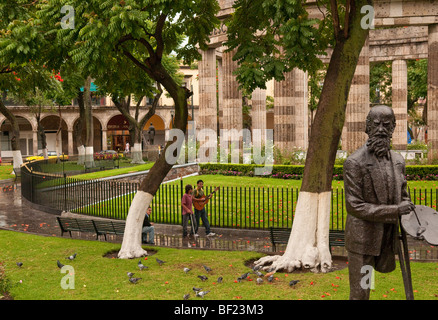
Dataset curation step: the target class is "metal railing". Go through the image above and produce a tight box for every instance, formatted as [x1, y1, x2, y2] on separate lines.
[21, 163, 438, 231]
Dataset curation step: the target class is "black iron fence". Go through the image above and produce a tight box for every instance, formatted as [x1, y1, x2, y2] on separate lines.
[21, 163, 438, 232]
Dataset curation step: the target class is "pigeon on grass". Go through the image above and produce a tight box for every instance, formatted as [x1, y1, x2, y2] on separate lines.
[289, 280, 300, 287]
[138, 260, 148, 270]
[197, 275, 208, 282]
[196, 290, 210, 298]
[129, 277, 142, 284]
[183, 267, 191, 274]
[66, 253, 77, 261]
[156, 258, 166, 266]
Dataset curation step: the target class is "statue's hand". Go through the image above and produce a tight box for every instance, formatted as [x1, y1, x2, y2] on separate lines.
[398, 200, 415, 216]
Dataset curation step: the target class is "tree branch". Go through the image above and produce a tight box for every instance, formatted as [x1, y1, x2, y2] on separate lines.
[112, 95, 137, 125]
[139, 84, 162, 130]
[0, 66, 13, 74]
[344, 0, 351, 38]
[137, 37, 156, 60]
[155, 14, 167, 59]
[329, 0, 341, 40]
[116, 34, 135, 49]
[121, 47, 154, 79]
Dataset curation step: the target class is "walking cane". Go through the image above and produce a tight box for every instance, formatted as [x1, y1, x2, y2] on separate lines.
[398, 216, 414, 300]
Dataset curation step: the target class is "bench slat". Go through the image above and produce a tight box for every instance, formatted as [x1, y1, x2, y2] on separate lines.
[269, 227, 345, 252]
[57, 217, 125, 240]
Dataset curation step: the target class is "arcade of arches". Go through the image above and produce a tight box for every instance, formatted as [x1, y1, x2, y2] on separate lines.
[2, 1, 438, 160]
[0, 109, 169, 157]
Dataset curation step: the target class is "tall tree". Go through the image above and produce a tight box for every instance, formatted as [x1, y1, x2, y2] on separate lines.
[0, 63, 57, 167]
[0, 0, 44, 171]
[0, 1, 94, 167]
[226, 0, 372, 273]
[94, 54, 182, 164]
[39, 0, 220, 258]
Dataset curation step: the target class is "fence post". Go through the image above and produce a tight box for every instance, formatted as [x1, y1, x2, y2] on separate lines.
[29, 168, 33, 203]
[63, 173, 67, 212]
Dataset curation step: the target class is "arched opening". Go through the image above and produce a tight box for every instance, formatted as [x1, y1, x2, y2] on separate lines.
[143, 114, 166, 147]
[72, 116, 102, 154]
[107, 114, 131, 152]
[1, 116, 34, 157]
[40, 115, 68, 155]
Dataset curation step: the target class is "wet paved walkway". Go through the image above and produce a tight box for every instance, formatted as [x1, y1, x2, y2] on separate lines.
[0, 181, 283, 254]
[0, 180, 437, 262]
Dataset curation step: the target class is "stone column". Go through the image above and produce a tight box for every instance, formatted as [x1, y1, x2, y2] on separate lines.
[342, 37, 370, 153]
[428, 24, 438, 158]
[102, 129, 108, 151]
[274, 68, 308, 153]
[392, 59, 408, 150]
[294, 69, 309, 150]
[198, 48, 218, 132]
[251, 87, 267, 142]
[274, 71, 294, 153]
[68, 129, 73, 156]
[221, 48, 242, 154]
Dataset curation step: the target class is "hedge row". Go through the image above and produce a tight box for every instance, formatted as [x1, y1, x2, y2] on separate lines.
[199, 163, 438, 181]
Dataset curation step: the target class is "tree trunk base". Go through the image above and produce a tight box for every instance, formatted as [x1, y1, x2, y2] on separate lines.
[131, 143, 145, 164]
[12, 150, 23, 175]
[118, 191, 153, 259]
[77, 145, 85, 165]
[84, 146, 95, 168]
[255, 191, 333, 273]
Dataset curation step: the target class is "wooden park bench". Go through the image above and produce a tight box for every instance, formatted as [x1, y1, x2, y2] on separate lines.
[56, 216, 126, 241]
[92, 220, 126, 241]
[269, 227, 345, 253]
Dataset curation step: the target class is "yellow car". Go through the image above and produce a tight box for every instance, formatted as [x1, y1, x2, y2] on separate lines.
[25, 151, 69, 162]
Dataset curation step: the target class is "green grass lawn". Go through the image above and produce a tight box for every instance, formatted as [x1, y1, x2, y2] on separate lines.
[72, 173, 438, 230]
[1, 230, 437, 300]
[72, 161, 154, 180]
[0, 165, 13, 181]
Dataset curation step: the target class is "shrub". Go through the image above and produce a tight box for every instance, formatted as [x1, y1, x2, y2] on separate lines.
[93, 153, 123, 161]
[199, 163, 438, 181]
[199, 163, 344, 180]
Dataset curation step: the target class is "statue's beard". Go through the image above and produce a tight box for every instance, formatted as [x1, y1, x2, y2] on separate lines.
[366, 135, 391, 158]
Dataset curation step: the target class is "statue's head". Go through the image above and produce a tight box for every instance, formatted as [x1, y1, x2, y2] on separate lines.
[365, 105, 396, 157]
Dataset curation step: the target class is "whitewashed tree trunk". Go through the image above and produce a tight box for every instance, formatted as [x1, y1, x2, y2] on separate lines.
[55, 133, 61, 156]
[42, 148, 48, 160]
[77, 145, 85, 165]
[118, 191, 153, 259]
[131, 142, 145, 164]
[12, 150, 23, 174]
[254, 191, 332, 273]
[84, 146, 94, 168]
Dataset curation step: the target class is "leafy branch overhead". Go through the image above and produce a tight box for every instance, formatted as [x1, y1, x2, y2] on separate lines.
[224, 0, 362, 93]
[38, 0, 220, 95]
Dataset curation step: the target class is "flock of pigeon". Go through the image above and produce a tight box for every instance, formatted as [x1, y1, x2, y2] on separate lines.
[16, 252, 77, 270]
[125, 257, 301, 300]
[16, 253, 300, 299]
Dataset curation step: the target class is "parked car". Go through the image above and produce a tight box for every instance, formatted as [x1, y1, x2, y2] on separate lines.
[25, 151, 68, 162]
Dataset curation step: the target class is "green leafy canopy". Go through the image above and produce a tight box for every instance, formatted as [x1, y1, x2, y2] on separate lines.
[225, 0, 333, 93]
[37, 0, 220, 78]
